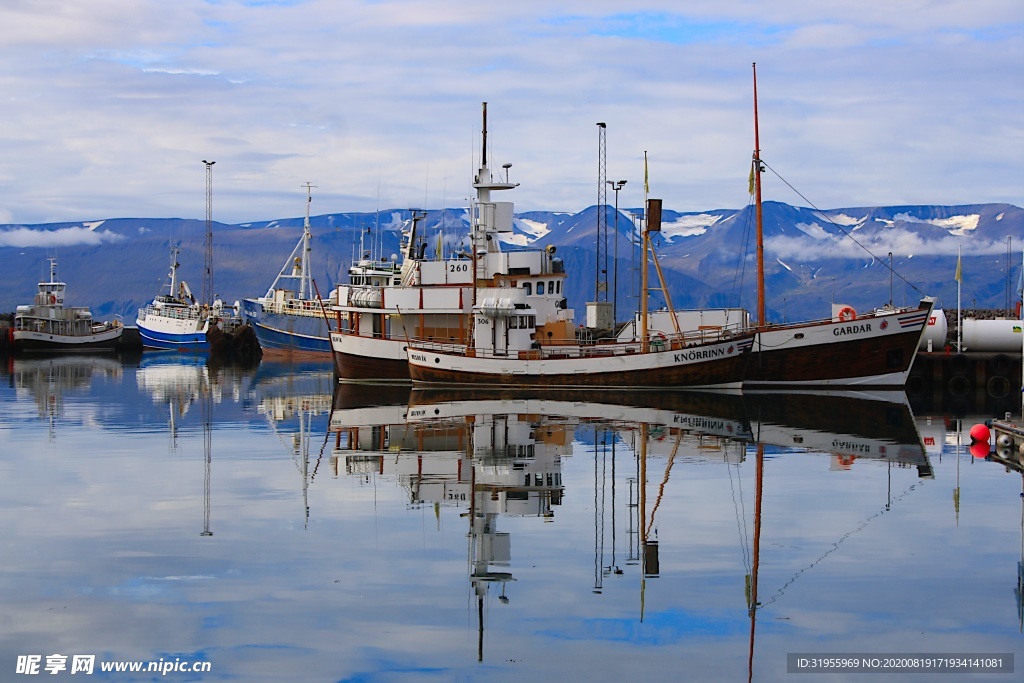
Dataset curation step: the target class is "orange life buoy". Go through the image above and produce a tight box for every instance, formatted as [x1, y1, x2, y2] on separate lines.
[838, 306, 856, 322]
[49, 295, 56, 304]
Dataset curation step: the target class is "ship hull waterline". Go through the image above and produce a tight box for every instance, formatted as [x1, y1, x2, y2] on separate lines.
[13, 327, 123, 354]
[743, 303, 933, 389]
[407, 337, 753, 390]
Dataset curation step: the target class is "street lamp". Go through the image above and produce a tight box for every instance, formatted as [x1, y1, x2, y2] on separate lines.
[201, 160, 216, 310]
[607, 179, 627, 325]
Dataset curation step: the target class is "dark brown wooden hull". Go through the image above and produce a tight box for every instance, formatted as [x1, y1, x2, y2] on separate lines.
[333, 350, 410, 382]
[408, 353, 749, 389]
[744, 302, 932, 388]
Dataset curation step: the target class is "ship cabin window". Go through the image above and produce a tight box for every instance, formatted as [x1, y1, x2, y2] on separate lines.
[508, 315, 535, 330]
[523, 282, 532, 295]
[537, 282, 545, 295]
[548, 280, 556, 294]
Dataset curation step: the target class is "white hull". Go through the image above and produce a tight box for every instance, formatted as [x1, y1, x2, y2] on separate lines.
[13, 325, 122, 352]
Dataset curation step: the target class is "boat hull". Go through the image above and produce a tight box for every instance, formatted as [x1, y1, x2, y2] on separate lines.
[743, 301, 933, 388]
[331, 332, 411, 382]
[13, 326, 122, 353]
[407, 336, 753, 390]
[242, 299, 331, 357]
[137, 316, 210, 352]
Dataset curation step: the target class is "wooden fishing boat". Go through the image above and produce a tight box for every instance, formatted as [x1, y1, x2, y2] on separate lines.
[743, 64, 934, 388]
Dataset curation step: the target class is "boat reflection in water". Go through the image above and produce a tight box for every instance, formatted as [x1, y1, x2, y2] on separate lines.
[745, 389, 932, 476]
[328, 382, 930, 667]
[7, 355, 124, 438]
[253, 362, 334, 525]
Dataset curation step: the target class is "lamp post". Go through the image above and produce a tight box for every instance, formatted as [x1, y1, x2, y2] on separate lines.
[607, 179, 627, 325]
[201, 160, 215, 311]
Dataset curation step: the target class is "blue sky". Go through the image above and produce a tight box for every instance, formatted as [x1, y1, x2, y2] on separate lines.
[0, 0, 1020, 224]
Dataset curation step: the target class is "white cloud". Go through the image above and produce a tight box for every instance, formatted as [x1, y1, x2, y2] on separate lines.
[764, 226, 1008, 260]
[0, 1, 1019, 224]
[0, 227, 127, 248]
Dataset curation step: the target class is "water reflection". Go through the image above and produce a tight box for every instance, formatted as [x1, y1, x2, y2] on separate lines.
[329, 384, 936, 671]
[8, 355, 123, 438]
[3, 356, 1024, 681]
[254, 363, 335, 527]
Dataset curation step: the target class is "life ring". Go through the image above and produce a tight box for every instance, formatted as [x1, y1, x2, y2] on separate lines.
[986, 375, 1011, 399]
[837, 306, 856, 322]
[905, 374, 927, 396]
[947, 374, 972, 397]
[49, 295, 56, 304]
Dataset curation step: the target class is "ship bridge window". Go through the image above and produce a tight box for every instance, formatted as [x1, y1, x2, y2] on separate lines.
[548, 280, 555, 294]
[537, 282, 545, 295]
[523, 282, 532, 295]
[509, 315, 535, 330]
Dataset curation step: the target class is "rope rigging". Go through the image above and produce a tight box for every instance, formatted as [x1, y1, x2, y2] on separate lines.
[759, 159, 927, 299]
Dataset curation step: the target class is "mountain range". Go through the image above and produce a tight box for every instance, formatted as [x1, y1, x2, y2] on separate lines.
[1, 201, 1021, 324]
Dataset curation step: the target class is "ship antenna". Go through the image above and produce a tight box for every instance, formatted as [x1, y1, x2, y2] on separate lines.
[481, 102, 488, 172]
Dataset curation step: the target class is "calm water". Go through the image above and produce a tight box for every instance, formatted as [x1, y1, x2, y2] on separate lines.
[1, 355, 1022, 682]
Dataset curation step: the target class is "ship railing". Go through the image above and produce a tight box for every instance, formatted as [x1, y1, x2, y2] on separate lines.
[591, 324, 748, 349]
[139, 304, 200, 321]
[265, 298, 326, 316]
[410, 324, 747, 360]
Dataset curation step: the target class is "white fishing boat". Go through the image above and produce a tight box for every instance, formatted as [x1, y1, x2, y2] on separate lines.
[329, 103, 574, 381]
[406, 195, 756, 389]
[12, 258, 123, 353]
[743, 64, 935, 388]
[136, 246, 212, 351]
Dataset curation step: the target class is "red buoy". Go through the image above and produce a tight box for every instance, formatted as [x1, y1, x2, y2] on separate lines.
[969, 423, 990, 443]
[970, 442, 990, 459]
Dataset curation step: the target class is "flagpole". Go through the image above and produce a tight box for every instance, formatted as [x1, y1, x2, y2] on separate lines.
[956, 244, 962, 352]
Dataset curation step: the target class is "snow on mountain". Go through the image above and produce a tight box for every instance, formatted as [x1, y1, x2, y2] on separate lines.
[0, 202, 1021, 324]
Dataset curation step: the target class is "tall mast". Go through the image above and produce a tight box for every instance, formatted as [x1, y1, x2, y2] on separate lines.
[752, 63, 766, 328]
[481, 102, 488, 169]
[470, 101, 517, 301]
[300, 181, 316, 299]
[169, 245, 180, 295]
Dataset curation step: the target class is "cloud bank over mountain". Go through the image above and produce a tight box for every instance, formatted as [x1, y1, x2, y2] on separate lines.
[1, 201, 1020, 324]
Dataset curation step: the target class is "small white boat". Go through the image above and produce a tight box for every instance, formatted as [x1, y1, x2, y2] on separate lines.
[136, 246, 211, 351]
[12, 258, 123, 353]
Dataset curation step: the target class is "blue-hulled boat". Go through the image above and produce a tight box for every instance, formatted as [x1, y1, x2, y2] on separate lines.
[136, 247, 211, 351]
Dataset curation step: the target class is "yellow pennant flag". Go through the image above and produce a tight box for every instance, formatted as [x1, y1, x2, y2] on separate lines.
[643, 150, 651, 196]
[748, 161, 756, 195]
[644, 151, 649, 195]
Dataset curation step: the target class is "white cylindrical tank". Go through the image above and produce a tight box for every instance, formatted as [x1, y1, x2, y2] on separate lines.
[961, 317, 1023, 352]
[919, 308, 948, 351]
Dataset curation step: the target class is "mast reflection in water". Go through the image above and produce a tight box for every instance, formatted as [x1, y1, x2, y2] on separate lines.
[1, 358, 1021, 681]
